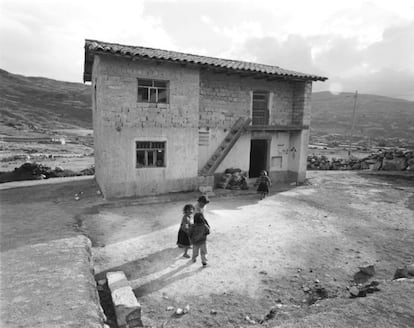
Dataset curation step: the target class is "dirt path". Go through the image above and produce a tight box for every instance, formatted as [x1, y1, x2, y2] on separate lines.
[81, 171, 414, 328]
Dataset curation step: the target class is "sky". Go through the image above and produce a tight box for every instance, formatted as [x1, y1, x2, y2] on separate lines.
[1, 0, 414, 100]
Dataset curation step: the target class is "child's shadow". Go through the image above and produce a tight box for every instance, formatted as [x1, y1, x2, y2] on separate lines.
[133, 261, 202, 297]
[96, 247, 200, 293]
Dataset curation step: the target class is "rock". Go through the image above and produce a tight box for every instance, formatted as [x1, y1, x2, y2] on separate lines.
[210, 309, 217, 315]
[184, 304, 190, 313]
[75, 196, 80, 201]
[353, 265, 375, 284]
[303, 286, 310, 292]
[349, 286, 360, 297]
[166, 306, 174, 311]
[394, 267, 410, 279]
[358, 265, 375, 276]
[175, 308, 183, 315]
[407, 264, 414, 276]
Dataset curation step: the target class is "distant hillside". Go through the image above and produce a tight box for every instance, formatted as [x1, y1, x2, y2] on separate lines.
[311, 91, 414, 140]
[0, 69, 413, 141]
[0, 69, 91, 135]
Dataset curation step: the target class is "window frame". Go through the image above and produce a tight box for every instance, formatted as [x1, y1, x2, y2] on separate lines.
[137, 78, 169, 104]
[135, 141, 166, 168]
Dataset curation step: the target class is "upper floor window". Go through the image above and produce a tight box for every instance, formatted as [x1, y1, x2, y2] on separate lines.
[137, 79, 168, 103]
[252, 91, 269, 125]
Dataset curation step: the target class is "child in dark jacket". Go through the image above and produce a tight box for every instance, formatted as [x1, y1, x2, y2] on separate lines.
[189, 213, 210, 266]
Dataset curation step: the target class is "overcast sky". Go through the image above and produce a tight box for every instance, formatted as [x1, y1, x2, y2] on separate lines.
[1, 0, 414, 100]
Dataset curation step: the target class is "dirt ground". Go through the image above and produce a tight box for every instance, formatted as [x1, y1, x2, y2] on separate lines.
[74, 171, 414, 328]
[0, 128, 94, 173]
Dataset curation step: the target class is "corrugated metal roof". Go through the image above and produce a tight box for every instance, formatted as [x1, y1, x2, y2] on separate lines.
[83, 39, 328, 82]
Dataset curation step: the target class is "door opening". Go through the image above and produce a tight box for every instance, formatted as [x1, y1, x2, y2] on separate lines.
[249, 139, 268, 178]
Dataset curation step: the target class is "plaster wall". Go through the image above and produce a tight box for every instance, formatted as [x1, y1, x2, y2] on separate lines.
[92, 55, 199, 198]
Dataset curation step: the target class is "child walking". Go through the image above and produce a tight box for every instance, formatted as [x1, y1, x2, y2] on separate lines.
[189, 213, 210, 267]
[194, 195, 211, 228]
[176, 204, 195, 258]
[256, 170, 272, 199]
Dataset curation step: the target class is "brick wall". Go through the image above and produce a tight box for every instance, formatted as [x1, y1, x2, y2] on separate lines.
[292, 81, 312, 126]
[199, 70, 296, 128]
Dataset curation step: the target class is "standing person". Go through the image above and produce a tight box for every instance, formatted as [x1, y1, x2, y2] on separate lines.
[256, 170, 272, 200]
[194, 195, 210, 228]
[176, 204, 195, 258]
[189, 213, 210, 267]
[194, 195, 209, 214]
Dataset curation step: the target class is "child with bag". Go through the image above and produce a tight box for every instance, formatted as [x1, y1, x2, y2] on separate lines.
[189, 213, 210, 267]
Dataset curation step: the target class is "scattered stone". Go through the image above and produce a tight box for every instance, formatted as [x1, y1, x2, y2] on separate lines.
[166, 306, 174, 311]
[393, 278, 408, 282]
[210, 309, 217, 315]
[245, 315, 256, 324]
[393, 267, 410, 280]
[259, 270, 267, 275]
[353, 265, 375, 284]
[348, 286, 360, 297]
[175, 308, 184, 315]
[358, 265, 375, 276]
[183, 304, 190, 313]
[349, 281, 380, 298]
[303, 286, 311, 292]
[306, 286, 329, 305]
[407, 264, 414, 276]
[258, 306, 277, 323]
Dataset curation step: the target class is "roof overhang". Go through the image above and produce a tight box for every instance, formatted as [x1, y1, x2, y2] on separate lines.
[83, 39, 328, 83]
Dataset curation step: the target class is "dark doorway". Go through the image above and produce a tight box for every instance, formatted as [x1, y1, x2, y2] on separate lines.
[249, 139, 268, 178]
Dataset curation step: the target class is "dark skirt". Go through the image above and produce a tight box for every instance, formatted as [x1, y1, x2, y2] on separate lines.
[177, 228, 191, 248]
[257, 182, 269, 193]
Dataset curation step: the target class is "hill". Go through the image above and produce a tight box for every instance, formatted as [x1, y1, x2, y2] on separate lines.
[311, 91, 414, 141]
[0, 69, 413, 142]
[0, 69, 91, 136]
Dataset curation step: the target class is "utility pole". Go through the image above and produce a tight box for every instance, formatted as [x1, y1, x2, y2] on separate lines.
[348, 90, 358, 157]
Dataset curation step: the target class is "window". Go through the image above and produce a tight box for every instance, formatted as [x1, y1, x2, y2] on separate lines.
[137, 79, 168, 103]
[252, 91, 269, 125]
[136, 141, 166, 168]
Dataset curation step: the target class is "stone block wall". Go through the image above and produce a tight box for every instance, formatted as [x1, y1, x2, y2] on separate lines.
[292, 81, 312, 126]
[199, 71, 296, 129]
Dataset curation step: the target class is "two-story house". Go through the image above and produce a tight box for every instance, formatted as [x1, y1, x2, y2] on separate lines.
[83, 39, 327, 199]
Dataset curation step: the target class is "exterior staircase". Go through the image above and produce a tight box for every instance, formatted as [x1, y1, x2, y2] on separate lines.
[199, 117, 251, 176]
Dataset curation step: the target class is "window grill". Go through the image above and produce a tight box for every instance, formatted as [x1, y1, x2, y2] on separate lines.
[136, 141, 166, 167]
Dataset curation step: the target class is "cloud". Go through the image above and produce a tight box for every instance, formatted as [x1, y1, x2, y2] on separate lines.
[0, 0, 175, 82]
[0, 0, 413, 100]
[236, 35, 316, 73]
[366, 21, 414, 71]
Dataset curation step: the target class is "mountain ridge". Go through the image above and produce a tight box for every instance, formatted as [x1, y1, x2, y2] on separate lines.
[1, 69, 413, 141]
